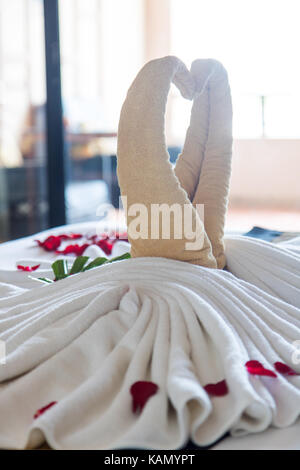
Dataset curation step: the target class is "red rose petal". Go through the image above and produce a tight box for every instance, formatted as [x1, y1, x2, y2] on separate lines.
[274, 362, 299, 376]
[96, 239, 113, 255]
[56, 243, 90, 256]
[35, 233, 83, 252]
[88, 234, 109, 242]
[88, 235, 98, 242]
[109, 232, 129, 243]
[36, 235, 61, 251]
[89, 233, 128, 244]
[58, 233, 82, 240]
[247, 367, 277, 377]
[17, 264, 40, 272]
[35, 231, 128, 256]
[130, 381, 159, 414]
[34, 401, 57, 419]
[204, 379, 228, 397]
[245, 360, 277, 378]
[245, 360, 263, 368]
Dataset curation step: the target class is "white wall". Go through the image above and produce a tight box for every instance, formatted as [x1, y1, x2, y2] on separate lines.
[230, 139, 300, 209]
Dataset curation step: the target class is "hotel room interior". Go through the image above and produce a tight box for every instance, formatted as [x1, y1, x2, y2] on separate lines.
[0, 0, 300, 452]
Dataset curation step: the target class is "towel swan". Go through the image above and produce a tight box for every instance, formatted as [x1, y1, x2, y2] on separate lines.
[0, 57, 299, 449]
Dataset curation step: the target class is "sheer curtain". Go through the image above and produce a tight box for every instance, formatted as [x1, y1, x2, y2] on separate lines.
[59, 0, 144, 133]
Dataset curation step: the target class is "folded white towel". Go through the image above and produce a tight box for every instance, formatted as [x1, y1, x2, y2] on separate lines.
[225, 235, 300, 308]
[0, 235, 299, 449]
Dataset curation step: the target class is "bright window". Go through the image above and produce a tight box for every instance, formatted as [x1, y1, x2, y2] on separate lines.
[170, 0, 300, 139]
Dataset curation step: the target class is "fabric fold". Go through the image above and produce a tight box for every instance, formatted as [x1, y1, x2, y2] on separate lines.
[0, 252, 299, 449]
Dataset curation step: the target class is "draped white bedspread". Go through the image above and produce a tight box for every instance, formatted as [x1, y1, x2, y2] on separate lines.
[0, 233, 300, 449]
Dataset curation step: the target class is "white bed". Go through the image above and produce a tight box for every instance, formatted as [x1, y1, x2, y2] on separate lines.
[0, 221, 299, 450]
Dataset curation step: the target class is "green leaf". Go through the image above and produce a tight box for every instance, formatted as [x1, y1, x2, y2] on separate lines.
[44, 252, 131, 283]
[32, 277, 54, 284]
[107, 252, 131, 263]
[52, 259, 69, 280]
[69, 256, 89, 275]
[83, 257, 108, 271]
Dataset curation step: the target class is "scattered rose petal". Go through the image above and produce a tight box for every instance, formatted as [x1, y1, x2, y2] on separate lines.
[17, 264, 40, 272]
[88, 234, 100, 242]
[96, 239, 113, 255]
[246, 360, 263, 368]
[109, 232, 129, 243]
[58, 233, 82, 240]
[36, 235, 61, 251]
[35, 232, 128, 256]
[56, 243, 90, 256]
[35, 233, 82, 252]
[130, 381, 159, 414]
[274, 362, 299, 376]
[89, 233, 128, 245]
[116, 232, 129, 242]
[246, 360, 277, 378]
[204, 379, 228, 397]
[247, 367, 277, 377]
[34, 401, 57, 419]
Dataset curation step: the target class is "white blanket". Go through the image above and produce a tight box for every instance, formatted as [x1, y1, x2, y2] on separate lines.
[0, 232, 300, 449]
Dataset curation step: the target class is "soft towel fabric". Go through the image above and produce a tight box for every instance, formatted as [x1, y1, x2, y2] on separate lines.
[175, 59, 233, 269]
[225, 235, 300, 308]
[174, 60, 214, 201]
[190, 60, 232, 269]
[0, 240, 300, 449]
[117, 56, 217, 268]
[118, 57, 232, 269]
